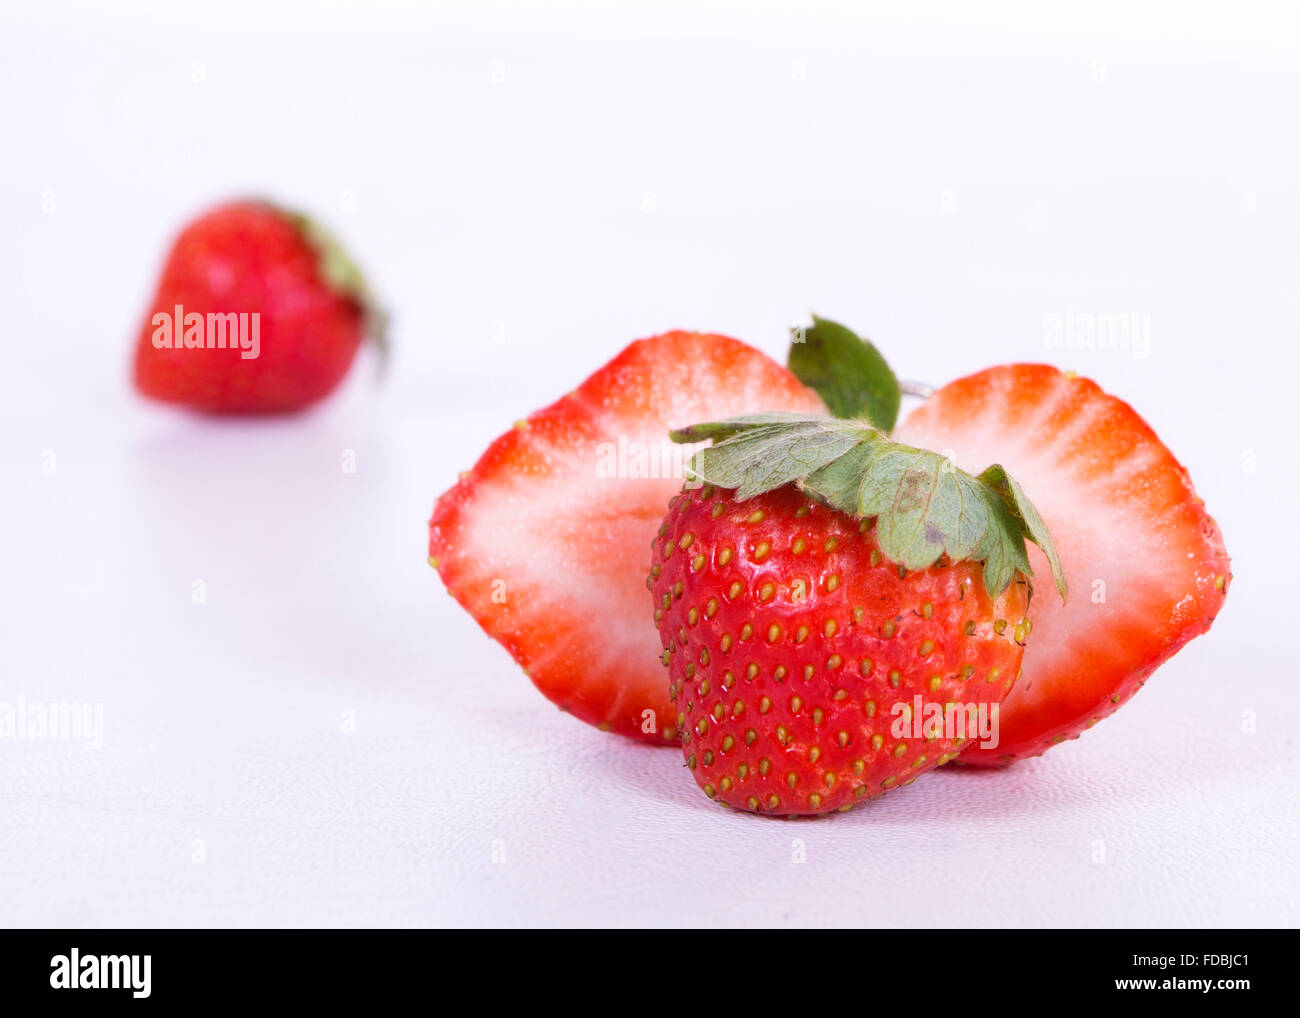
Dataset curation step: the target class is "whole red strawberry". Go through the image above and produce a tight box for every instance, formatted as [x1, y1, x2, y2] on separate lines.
[133, 200, 384, 413]
[650, 409, 1066, 815]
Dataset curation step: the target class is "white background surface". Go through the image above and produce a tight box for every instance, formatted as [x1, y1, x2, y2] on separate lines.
[1, 1, 1297, 928]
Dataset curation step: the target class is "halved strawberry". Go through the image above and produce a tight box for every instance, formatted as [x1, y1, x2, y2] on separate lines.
[893, 365, 1231, 764]
[428, 331, 824, 743]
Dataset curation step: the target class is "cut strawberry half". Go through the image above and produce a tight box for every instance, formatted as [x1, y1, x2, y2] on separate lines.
[893, 364, 1231, 764]
[428, 331, 825, 743]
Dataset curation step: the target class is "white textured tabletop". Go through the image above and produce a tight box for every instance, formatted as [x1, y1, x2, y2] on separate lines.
[1, 1, 1296, 928]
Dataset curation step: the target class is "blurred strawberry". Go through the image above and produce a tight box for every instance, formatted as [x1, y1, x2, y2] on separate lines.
[133, 200, 384, 413]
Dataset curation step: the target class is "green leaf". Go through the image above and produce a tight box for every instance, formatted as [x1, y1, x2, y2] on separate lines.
[787, 315, 901, 430]
[684, 416, 870, 500]
[977, 465, 1069, 600]
[972, 485, 1031, 597]
[800, 440, 881, 515]
[669, 412, 824, 445]
[675, 413, 1068, 602]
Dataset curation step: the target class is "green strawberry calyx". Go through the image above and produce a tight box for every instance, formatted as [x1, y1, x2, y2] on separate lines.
[788, 315, 901, 431]
[671, 412, 1068, 602]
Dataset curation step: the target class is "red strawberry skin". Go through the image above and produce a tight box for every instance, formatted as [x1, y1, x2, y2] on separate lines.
[428, 332, 825, 744]
[650, 485, 1031, 814]
[133, 201, 367, 413]
[894, 365, 1231, 765]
